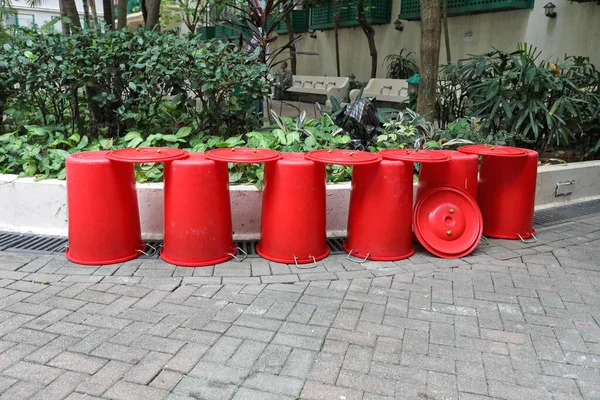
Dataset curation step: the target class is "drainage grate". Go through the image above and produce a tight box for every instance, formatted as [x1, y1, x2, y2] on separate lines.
[533, 199, 600, 227]
[0, 234, 348, 257]
[4, 200, 598, 256]
[0, 232, 68, 254]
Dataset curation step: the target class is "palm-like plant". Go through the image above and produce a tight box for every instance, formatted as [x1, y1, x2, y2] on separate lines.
[384, 49, 419, 79]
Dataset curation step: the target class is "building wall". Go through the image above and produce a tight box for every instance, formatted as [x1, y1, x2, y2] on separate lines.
[274, 0, 600, 83]
[6, 0, 105, 30]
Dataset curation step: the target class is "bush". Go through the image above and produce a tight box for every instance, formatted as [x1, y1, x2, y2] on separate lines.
[384, 49, 418, 80]
[1, 27, 269, 139]
[436, 44, 600, 155]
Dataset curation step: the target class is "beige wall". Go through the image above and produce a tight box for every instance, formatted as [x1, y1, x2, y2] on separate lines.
[274, 0, 600, 83]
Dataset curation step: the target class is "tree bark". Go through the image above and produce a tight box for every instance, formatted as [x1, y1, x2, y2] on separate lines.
[58, 0, 71, 34]
[89, 0, 99, 27]
[103, 0, 115, 28]
[357, 0, 376, 78]
[145, 0, 161, 30]
[284, 11, 296, 74]
[60, 0, 82, 33]
[81, 0, 92, 28]
[416, 0, 441, 122]
[141, 0, 148, 25]
[442, 0, 451, 64]
[333, 0, 340, 77]
[118, 0, 127, 28]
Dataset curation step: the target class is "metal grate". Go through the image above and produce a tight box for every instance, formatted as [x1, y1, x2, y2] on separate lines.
[0, 232, 68, 254]
[533, 199, 600, 228]
[399, 0, 533, 21]
[0, 233, 348, 257]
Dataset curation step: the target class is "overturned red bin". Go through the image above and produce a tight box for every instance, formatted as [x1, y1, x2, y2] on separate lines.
[344, 159, 415, 261]
[65, 151, 145, 265]
[257, 152, 329, 264]
[416, 150, 479, 201]
[161, 153, 237, 266]
[459, 145, 538, 240]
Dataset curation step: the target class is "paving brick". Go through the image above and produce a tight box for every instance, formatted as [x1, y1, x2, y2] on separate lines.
[133, 334, 186, 354]
[488, 380, 552, 400]
[149, 369, 183, 391]
[3, 361, 63, 385]
[227, 340, 267, 368]
[76, 360, 132, 396]
[225, 324, 275, 343]
[337, 369, 395, 397]
[48, 351, 107, 374]
[232, 387, 295, 400]
[427, 371, 458, 400]
[280, 348, 317, 379]
[301, 380, 363, 400]
[91, 342, 148, 364]
[123, 351, 172, 384]
[30, 371, 87, 400]
[202, 335, 242, 363]
[173, 376, 236, 400]
[0, 380, 43, 400]
[272, 331, 324, 351]
[165, 342, 210, 374]
[3, 327, 57, 346]
[243, 371, 304, 396]
[252, 343, 292, 374]
[104, 380, 169, 400]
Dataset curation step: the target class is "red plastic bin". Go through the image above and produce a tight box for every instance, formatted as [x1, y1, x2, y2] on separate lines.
[65, 151, 145, 265]
[161, 153, 236, 266]
[459, 145, 538, 240]
[344, 159, 415, 261]
[416, 150, 479, 201]
[257, 153, 329, 264]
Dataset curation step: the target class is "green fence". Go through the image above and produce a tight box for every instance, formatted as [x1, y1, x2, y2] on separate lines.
[309, 0, 392, 30]
[268, 10, 310, 34]
[398, 0, 534, 20]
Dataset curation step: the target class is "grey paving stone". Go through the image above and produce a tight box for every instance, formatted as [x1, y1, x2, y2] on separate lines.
[3, 327, 57, 346]
[91, 342, 148, 364]
[165, 342, 210, 374]
[252, 343, 292, 374]
[280, 348, 317, 379]
[0, 380, 43, 400]
[225, 324, 275, 343]
[227, 340, 267, 368]
[133, 334, 186, 354]
[301, 380, 363, 400]
[48, 351, 107, 374]
[3, 361, 64, 385]
[76, 360, 132, 396]
[123, 351, 172, 384]
[104, 380, 169, 400]
[149, 369, 184, 391]
[336, 369, 396, 397]
[242, 371, 304, 396]
[30, 371, 87, 400]
[173, 376, 236, 399]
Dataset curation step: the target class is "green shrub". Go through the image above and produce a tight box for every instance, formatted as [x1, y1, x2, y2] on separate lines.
[1, 28, 269, 139]
[436, 44, 600, 154]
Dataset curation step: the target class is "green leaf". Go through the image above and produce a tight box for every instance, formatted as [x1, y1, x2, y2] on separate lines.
[128, 82, 137, 91]
[175, 126, 192, 138]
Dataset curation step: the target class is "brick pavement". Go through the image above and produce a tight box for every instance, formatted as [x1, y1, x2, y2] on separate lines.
[1, 215, 600, 399]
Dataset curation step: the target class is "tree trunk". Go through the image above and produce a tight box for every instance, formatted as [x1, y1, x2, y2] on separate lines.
[333, 0, 340, 77]
[81, 0, 92, 28]
[141, 0, 148, 25]
[58, 0, 71, 34]
[442, 0, 451, 64]
[103, 0, 115, 28]
[89, 0, 99, 28]
[145, 0, 160, 30]
[357, 0, 377, 78]
[416, 0, 441, 122]
[284, 11, 296, 74]
[61, 0, 82, 33]
[118, 0, 127, 28]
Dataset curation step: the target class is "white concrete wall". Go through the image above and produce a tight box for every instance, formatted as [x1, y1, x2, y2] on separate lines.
[1, 160, 599, 239]
[279, 0, 600, 82]
[7, 0, 105, 29]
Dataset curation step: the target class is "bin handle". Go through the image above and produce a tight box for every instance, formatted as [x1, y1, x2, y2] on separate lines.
[293, 255, 317, 269]
[346, 249, 370, 264]
[227, 247, 248, 262]
[517, 233, 537, 243]
[479, 236, 490, 246]
[137, 243, 159, 257]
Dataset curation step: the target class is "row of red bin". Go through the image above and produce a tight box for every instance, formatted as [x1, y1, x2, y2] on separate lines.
[65, 145, 537, 266]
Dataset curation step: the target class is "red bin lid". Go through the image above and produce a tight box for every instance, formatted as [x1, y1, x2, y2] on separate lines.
[204, 148, 282, 163]
[379, 149, 450, 163]
[304, 149, 381, 166]
[457, 144, 527, 157]
[106, 147, 188, 163]
[413, 186, 483, 259]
